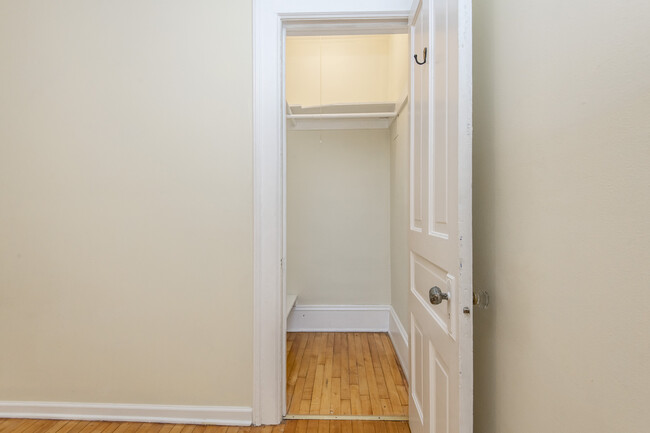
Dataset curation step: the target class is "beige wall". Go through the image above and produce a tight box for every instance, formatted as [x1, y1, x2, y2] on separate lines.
[473, 0, 650, 432]
[388, 34, 409, 102]
[286, 35, 407, 107]
[388, 33, 410, 328]
[286, 130, 391, 305]
[286, 34, 409, 310]
[0, 0, 253, 406]
[389, 105, 410, 327]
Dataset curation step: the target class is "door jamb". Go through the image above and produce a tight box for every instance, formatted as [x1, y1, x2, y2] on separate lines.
[252, 0, 413, 425]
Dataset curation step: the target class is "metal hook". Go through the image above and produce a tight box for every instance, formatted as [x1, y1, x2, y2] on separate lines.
[414, 47, 427, 65]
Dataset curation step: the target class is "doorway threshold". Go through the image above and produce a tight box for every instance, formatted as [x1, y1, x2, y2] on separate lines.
[284, 414, 409, 421]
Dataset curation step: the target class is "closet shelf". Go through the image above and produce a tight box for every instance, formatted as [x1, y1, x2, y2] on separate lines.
[287, 112, 396, 120]
[286, 97, 407, 131]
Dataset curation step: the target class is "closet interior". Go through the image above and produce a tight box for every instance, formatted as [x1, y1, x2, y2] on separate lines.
[284, 33, 411, 418]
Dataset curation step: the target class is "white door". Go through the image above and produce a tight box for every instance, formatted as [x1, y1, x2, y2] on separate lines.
[409, 0, 473, 432]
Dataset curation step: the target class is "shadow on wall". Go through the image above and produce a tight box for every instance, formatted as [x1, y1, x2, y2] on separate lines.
[472, 0, 497, 430]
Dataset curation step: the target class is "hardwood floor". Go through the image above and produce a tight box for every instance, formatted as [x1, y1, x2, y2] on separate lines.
[286, 333, 408, 416]
[0, 419, 410, 433]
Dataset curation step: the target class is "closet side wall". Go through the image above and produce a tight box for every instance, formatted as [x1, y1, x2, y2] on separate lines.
[286, 130, 391, 305]
[389, 106, 410, 328]
[388, 34, 410, 329]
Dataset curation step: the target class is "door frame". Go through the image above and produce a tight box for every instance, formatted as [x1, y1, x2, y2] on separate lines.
[252, 0, 413, 425]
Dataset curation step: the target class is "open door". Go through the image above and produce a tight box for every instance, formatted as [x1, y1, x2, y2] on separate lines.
[408, 0, 473, 432]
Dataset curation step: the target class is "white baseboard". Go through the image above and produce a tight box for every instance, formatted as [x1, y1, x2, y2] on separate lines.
[388, 307, 409, 383]
[0, 401, 252, 425]
[287, 305, 390, 332]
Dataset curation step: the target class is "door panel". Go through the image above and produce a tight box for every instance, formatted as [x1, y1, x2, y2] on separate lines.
[432, 345, 450, 433]
[410, 0, 428, 233]
[408, 0, 472, 432]
[412, 252, 456, 337]
[411, 317, 425, 423]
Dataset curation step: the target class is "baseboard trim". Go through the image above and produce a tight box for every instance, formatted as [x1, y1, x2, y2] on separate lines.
[388, 307, 409, 383]
[0, 401, 252, 425]
[287, 305, 391, 332]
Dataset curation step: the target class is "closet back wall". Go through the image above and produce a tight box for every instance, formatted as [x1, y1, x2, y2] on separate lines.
[286, 129, 391, 306]
[286, 34, 408, 107]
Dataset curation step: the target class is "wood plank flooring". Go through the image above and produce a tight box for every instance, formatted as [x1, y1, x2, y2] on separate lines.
[286, 333, 408, 416]
[0, 419, 410, 433]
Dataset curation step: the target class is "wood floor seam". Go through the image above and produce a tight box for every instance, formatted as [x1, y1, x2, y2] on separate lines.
[283, 415, 409, 421]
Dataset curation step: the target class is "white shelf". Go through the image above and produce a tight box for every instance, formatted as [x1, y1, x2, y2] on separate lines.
[286, 98, 406, 131]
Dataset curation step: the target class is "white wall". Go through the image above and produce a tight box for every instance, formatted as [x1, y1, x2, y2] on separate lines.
[286, 130, 391, 305]
[0, 0, 253, 407]
[473, 0, 650, 432]
[388, 32, 410, 329]
[286, 33, 409, 316]
[389, 105, 410, 328]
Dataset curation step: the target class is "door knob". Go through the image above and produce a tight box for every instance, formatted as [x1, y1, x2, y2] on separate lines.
[429, 286, 450, 305]
[473, 290, 490, 309]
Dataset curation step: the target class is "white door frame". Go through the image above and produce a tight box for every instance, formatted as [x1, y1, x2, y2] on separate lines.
[252, 0, 413, 425]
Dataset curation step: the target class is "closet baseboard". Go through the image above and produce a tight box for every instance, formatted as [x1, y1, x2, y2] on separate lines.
[388, 307, 410, 383]
[287, 305, 390, 332]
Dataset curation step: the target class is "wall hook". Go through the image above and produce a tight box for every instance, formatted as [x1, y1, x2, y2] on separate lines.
[414, 47, 427, 65]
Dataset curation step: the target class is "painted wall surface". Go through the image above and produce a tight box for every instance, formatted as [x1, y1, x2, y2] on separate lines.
[473, 1, 650, 432]
[389, 105, 410, 328]
[0, 0, 253, 406]
[286, 130, 391, 305]
[286, 35, 407, 107]
[388, 33, 410, 328]
[388, 34, 409, 102]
